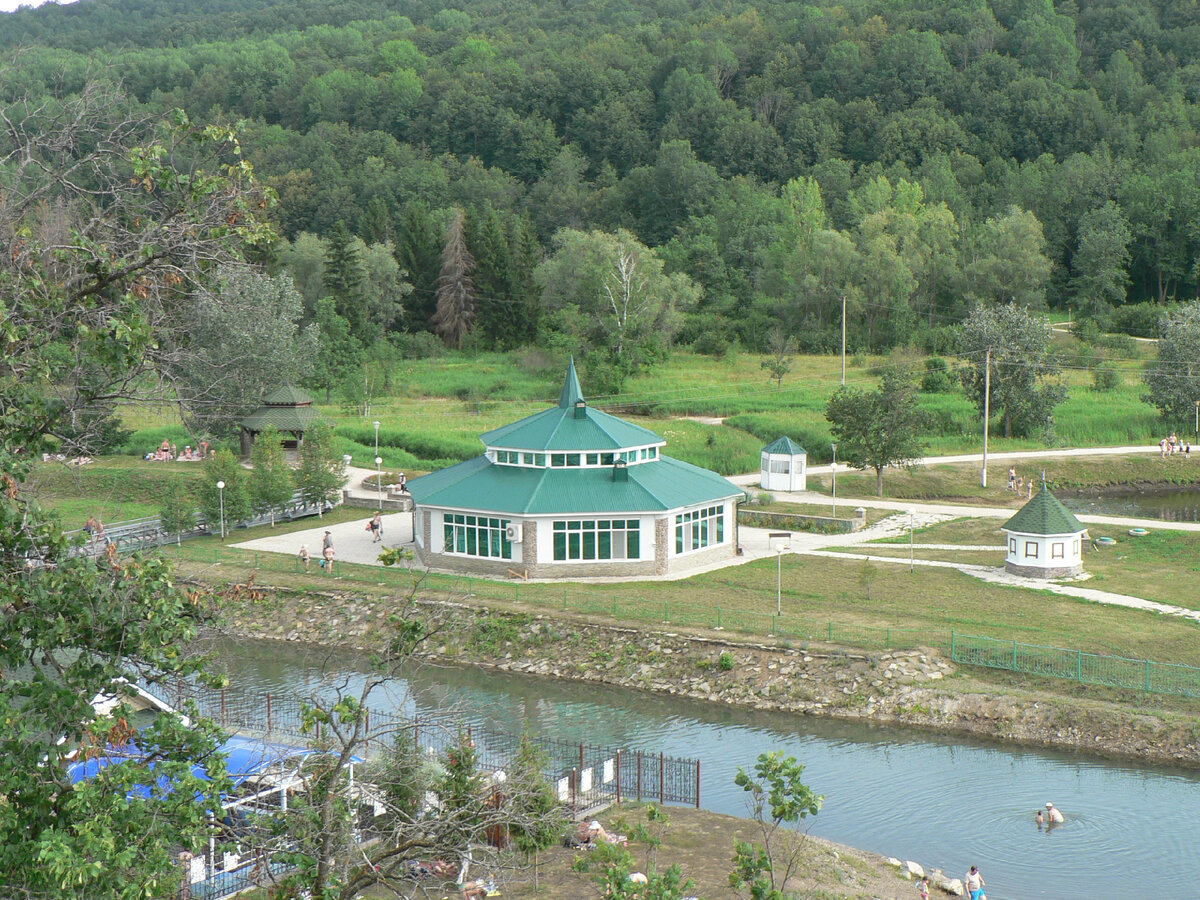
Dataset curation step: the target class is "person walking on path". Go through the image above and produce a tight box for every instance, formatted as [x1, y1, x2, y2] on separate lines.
[320, 530, 334, 571]
[369, 512, 383, 542]
[964, 865, 985, 900]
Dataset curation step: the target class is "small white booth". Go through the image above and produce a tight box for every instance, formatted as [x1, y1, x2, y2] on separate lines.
[1001, 486, 1087, 578]
[760, 436, 807, 492]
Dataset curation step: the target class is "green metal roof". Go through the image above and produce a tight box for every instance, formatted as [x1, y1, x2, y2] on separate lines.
[558, 356, 584, 408]
[1002, 486, 1085, 536]
[260, 385, 315, 406]
[240, 404, 328, 433]
[409, 455, 741, 515]
[762, 436, 806, 455]
[480, 361, 663, 451]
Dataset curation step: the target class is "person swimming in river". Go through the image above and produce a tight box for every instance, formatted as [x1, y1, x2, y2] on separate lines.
[1045, 801, 1064, 824]
[1036, 809, 1044, 828]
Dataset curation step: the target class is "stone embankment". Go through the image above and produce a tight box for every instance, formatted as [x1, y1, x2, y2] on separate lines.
[213, 586, 1200, 769]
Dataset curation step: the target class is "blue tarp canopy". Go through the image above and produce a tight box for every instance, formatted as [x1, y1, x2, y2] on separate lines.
[67, 734, 360, 795]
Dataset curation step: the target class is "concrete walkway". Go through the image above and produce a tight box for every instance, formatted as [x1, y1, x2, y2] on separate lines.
[729, 444, 1163, 485]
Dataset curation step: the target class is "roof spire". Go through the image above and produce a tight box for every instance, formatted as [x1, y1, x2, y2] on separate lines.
[558, 356, 584, 408]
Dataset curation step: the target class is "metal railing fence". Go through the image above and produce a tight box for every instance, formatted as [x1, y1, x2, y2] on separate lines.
[950, 632, 1200, 698]
[174, 681, 701, 810]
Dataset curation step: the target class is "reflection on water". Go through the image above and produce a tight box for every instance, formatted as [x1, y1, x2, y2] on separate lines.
[209, 638, 1199, 900]
[1061, 488, 1200, 522]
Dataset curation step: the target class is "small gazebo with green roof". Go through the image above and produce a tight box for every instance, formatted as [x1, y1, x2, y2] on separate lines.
[760, 436, 807, 492]
[408, 359, 743, 578]
[1001, 485, 1088, 578]
[239, 386, 329, 456]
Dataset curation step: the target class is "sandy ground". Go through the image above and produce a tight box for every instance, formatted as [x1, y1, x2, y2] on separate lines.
[385, 805, 924, 900]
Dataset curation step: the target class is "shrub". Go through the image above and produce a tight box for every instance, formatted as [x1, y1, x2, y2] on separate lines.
[693, 330, 730, 357]
[1093, 365, 1122, 392]
[920, 357, 955, 393]
[1110, 302, 1169, 338]
[718, 651, 735, 671]
[393, 330, 445, 359]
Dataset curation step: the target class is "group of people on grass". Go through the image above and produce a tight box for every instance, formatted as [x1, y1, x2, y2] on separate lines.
[1006, 467, 1035, 498]
[145, 438, 209, 462]
[1159, 432, 1191, 459]
[297, 530, 338, 572]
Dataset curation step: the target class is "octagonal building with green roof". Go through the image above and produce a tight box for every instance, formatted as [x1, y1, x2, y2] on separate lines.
[407, 360, 743, 578]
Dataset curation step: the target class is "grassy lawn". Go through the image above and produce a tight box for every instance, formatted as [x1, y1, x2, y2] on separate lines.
[1081, 530, 1200, 608]
[861, 515, 1200, 609]
[871, 517, 1008, 545]
[106, 344, 1174, 478]
[21, 457, 203, 528]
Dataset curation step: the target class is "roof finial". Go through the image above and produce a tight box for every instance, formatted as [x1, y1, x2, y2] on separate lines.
[558, 356, 584, 408]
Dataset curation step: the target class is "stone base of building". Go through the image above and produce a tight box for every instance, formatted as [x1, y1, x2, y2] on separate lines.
[413, 540, 736, 580]
[1005, 561, 1082, 579]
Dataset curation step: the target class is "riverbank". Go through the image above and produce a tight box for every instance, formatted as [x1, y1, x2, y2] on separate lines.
[502, 804, 938, 899]
[209, 585, 1200, 770]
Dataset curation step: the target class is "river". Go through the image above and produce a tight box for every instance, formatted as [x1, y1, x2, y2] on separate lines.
[208, 637, 1196, 900]
[1062, 486, 1200, 522]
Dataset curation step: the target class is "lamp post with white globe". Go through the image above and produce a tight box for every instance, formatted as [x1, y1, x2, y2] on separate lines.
[216, 480, 226, 539]
[375, 456, 383, 510]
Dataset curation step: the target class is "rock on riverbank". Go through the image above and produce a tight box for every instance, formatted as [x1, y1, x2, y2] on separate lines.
[209, 585, 1200, 769]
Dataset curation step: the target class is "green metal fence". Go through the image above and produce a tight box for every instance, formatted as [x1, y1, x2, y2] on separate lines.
[950, 632, 1200, 699]
[176, 545, 1200, 700]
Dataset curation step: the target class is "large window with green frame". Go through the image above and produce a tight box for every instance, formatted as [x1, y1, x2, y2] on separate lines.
[552, 519, 640, 561]
[444, 513, 512, 559]
[675, 505, 724, 554]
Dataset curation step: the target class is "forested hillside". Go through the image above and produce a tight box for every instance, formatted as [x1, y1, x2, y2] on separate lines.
[4, 0, 1200, 357]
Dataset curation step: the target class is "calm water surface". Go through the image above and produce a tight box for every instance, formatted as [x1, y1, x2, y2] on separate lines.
[209, 638, 1198, 900]
[1061, 487, 1200, 522]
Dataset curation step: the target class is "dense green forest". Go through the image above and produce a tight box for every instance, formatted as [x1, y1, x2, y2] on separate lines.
[5, 0, 1200, 359]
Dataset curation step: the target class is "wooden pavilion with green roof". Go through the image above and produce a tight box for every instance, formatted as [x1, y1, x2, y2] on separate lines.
[408, 359, 743, 578]
[239, 386, 329, 456]
[1001, 485, 1088, 578]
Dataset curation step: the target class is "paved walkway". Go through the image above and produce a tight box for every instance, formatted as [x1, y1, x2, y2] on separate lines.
[235, 510, 414, 568]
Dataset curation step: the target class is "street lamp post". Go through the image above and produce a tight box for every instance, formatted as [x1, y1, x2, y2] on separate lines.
[770, 533, 790, 615]
[373, 420, 380, 458]
[375, 456, 383, 510]
[908, 508, 916, 574]
[216, 480, 226, 539]
[830, 443, 837, 517]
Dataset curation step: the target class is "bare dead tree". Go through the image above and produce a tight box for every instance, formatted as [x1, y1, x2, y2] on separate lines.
[432, 207, 476, 349]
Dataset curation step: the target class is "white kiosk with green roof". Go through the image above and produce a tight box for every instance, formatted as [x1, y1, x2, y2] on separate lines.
[760, 436, 807, 492]
[1001, 485, 1088, 578]
[408, 360, 743, 578]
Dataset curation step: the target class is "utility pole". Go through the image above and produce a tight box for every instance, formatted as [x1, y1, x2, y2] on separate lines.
[840, 294, 847, 386]
[981, 347, 990, 488]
